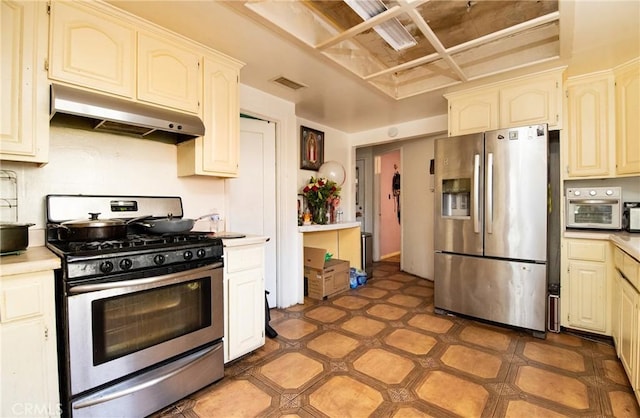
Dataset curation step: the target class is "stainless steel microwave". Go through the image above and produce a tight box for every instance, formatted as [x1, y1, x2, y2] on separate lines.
[566, 187, 622, 230]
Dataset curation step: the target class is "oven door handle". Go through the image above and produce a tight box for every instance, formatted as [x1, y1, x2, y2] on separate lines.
[68, 262, 223, 295]
[568, 199, 619, 204]
[73, 343, 221, 410]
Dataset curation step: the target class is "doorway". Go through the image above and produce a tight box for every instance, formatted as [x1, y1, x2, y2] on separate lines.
[227, 117, 277, 307]
[376, 150, 401, 261]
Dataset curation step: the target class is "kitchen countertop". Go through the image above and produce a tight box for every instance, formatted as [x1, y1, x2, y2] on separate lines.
[298, 221, 361, 233]
[0, 246, 61, 276]
[564, 230, 640, 260]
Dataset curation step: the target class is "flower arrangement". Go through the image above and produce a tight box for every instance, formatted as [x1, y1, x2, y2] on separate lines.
[302, 176, 341, 224]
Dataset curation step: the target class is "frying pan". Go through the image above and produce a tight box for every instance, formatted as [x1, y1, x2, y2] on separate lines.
[134, 213, 214, 234]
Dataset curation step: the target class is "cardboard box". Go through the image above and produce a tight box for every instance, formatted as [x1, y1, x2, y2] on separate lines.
[304, 247, 349, 300]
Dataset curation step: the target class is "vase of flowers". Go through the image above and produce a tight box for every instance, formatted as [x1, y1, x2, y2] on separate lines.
[302, 176, 341, 225]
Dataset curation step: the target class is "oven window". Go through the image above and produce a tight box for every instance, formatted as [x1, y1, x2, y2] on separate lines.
[91, 278, 212, 365]
[573, 205, 613, 224]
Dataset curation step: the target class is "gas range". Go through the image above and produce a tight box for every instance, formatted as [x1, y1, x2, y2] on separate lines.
[46, 195, 223, 283]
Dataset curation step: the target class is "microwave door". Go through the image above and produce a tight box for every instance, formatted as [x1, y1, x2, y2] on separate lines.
[434, 133, 484, 256]
[484, 126, 548, 262]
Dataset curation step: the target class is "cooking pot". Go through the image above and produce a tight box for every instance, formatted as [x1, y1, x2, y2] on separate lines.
[0, 223, 34, 253]
[55, 213, 145, 241]
[135, 213, 214, 234]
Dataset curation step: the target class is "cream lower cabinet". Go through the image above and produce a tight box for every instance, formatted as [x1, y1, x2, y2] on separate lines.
[223, 242, 265, 363]
[562, 238, 612, 335]
[177, 55, 243, 177]
[0, 0, 49, 164]
[613, 245, 640, 405]
[1, 270, 59, 417]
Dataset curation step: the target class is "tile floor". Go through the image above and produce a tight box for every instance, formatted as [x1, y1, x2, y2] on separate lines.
[156, 260, 640, 418]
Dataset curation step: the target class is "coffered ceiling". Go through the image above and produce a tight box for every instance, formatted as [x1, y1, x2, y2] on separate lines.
[108, 0, 639, 133]
[232, 0, 560, 99]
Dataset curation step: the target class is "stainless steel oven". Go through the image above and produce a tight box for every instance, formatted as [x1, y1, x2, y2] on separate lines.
[47, 195, 225, 418]
[566, 187, 622, 230]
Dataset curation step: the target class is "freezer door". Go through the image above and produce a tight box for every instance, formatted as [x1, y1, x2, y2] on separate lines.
[434, 133, 484, 256]
[434, 252, 547, 332]
[484, 125, 547, 262]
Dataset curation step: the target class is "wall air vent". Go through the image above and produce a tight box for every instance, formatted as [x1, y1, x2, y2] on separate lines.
[271, 76, 307, 91]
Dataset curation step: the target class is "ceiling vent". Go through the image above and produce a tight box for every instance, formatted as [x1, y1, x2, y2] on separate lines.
[272, 76, 307, 91]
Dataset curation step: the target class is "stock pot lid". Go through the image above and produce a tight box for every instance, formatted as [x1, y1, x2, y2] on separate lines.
[61, 213, 126, 228]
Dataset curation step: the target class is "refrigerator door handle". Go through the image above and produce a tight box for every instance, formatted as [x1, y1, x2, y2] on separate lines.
[473, 153, 480, 234]
[487, 152, 494, 234]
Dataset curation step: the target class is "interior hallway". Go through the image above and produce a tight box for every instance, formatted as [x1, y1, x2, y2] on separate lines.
[155, 260, 640, 417]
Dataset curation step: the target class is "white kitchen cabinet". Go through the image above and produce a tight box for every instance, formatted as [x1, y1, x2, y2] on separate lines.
[562, 238, 612, 335]
[137, 32, 201, 114]
[614, 58, 640, 176]
[223, 241, 265, 363]
[49, 0, 136, 98]
[0, 0, 49, 164]
[445, 68, 564, 136]
[565, 72, 615, 178]
[177, 54, 243, 177]
[1, 269, 59, 417]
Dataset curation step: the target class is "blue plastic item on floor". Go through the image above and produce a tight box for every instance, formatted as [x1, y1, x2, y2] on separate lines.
[349, 267, 367, 288]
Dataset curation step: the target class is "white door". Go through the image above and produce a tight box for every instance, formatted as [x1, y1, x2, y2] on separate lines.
[227, 117, 277, 307]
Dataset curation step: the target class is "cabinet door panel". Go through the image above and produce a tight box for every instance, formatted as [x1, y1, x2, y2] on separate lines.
[227, 269, 264, 360]
[568, 261, 607, 332]
[137, 33, 200, 114]
[566, 78, 612, 177]
[615, 61, 640, 175]
[619, 278, 637, 378]
[448, 91, 498, 136]
[201, 57, 239, 174]
[49, 1, 135, 97]
[499, 76, 559, 128]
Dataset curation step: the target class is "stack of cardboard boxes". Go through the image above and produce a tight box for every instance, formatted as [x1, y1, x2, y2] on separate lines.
[303, 247, 349, 300]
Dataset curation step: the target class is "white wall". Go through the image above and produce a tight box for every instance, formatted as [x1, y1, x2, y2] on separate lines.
[1, 126, 226, 242]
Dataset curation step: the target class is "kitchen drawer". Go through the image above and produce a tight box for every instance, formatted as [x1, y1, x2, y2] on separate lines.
[225, 245, 264, 274]
[567, 240, 607, 262]
[0, 276, 45, 323]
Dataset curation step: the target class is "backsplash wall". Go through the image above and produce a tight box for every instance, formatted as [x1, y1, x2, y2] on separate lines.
[1, 125, 226, 233]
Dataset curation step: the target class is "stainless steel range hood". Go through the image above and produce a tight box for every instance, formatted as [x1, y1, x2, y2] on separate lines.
[50, 84, 205, 142]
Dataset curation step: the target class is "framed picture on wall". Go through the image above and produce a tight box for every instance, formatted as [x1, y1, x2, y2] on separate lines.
[300, 126, 324, 170]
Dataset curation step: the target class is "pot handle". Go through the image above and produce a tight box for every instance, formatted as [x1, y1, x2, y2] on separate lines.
[125, 215, 152, 225]
[194, 213, 217, 222]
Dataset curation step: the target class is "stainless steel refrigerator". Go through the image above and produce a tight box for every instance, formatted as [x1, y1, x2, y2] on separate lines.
[434, 124, 548, 336]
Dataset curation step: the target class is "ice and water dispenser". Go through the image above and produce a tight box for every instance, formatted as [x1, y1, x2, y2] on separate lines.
[441, 178, 471, 218]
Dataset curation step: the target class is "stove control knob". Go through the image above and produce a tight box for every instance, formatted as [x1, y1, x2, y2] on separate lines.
[589, 190, 597, 196]
[183, 250, 193, 260]
[606, 189, 614, 196]
[573, 190, 581, 196]
[196, 249, 206, 259]
[119, 259, 133, 271]
[153, 254, 166, 265]
[100, 261, 114, 273]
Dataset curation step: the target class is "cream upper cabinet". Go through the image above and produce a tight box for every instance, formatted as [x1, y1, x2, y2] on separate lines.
[177, 55, 243, 177]
[49, 1, 201, 114]
[614, 58, 640, 176]
[49, 1, 135, 98]
[499, 71, 562, 129]
[562, 238, 612, 335]
[445, 68, 564, 136]
[0, 0, 49, 163]
[1, 270, 59, 417]
[565, 72, 615, 178]
[446, 89, 498, 136]
[137, 32, 201, 114]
